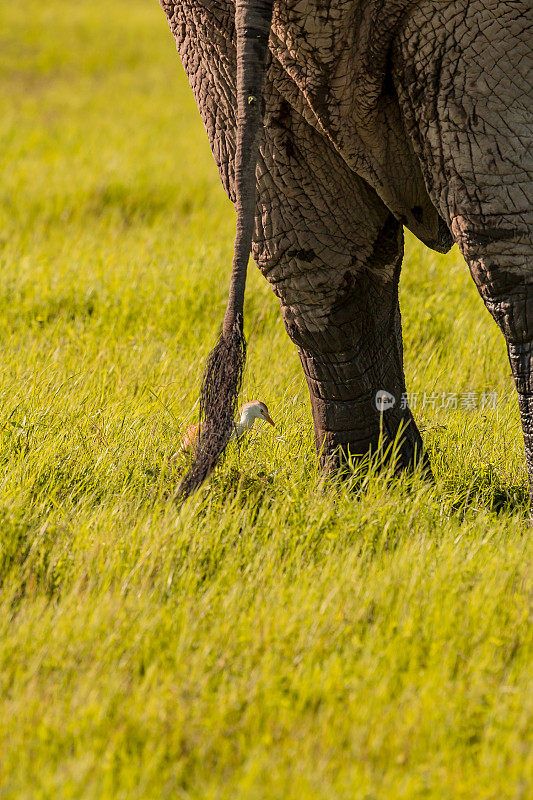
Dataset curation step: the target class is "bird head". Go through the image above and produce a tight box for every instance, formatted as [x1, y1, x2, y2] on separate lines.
[239, 400, 275, 428]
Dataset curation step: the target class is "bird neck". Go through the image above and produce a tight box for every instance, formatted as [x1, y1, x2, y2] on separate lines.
[235, 409, 257, 436]
[236, 417, 254, 433]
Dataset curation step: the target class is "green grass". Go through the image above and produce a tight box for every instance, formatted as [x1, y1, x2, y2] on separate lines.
[0, 2, 531, 798]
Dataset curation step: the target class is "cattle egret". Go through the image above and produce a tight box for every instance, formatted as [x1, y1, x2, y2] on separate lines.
[177, 400, 274, 454]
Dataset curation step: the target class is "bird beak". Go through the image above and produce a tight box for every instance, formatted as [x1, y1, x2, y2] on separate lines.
[263, 413, 275, 426]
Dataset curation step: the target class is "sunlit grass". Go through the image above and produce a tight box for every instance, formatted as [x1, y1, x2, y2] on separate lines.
[0, 2, 531, 798]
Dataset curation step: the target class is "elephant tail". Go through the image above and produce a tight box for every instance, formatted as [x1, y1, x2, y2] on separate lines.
[177, 0, 274, 501]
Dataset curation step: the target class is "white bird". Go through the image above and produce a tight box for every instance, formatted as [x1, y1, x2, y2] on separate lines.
[177, 400, 275, 454]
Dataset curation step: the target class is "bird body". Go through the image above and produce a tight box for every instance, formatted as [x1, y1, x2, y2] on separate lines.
[178, 400, 274, 454]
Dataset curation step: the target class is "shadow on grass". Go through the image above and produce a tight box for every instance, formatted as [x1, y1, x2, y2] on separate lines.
[313, 443, 530, 519]
[442, 463, 529, 516]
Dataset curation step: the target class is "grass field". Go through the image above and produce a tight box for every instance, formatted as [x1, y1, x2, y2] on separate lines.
[0, 2, 531, 798]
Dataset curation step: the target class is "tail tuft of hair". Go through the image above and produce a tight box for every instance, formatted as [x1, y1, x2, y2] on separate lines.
[176, 317, 246, 501]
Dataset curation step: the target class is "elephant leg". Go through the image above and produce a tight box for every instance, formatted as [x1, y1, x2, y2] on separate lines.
[455, 228, 533, 495]
[290, 218, 426, 472]
[395, 1, 533, 494]
[255, 95, 427, 472]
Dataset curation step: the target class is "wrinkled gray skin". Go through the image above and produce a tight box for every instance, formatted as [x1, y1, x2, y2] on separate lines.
[160, 0, 533, 495]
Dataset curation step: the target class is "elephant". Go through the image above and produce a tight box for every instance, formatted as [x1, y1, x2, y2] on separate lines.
[158, 0, 533, 500]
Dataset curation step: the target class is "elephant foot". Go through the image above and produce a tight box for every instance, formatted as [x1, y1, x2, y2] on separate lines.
[309, 390, 431, 479]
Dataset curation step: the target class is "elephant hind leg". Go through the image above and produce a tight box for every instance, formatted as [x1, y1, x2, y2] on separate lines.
[454, 219, 533, 494]
[395, 0, 533, 496]
[297, 227, 427, 475]
[254, 91, 429, 475]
